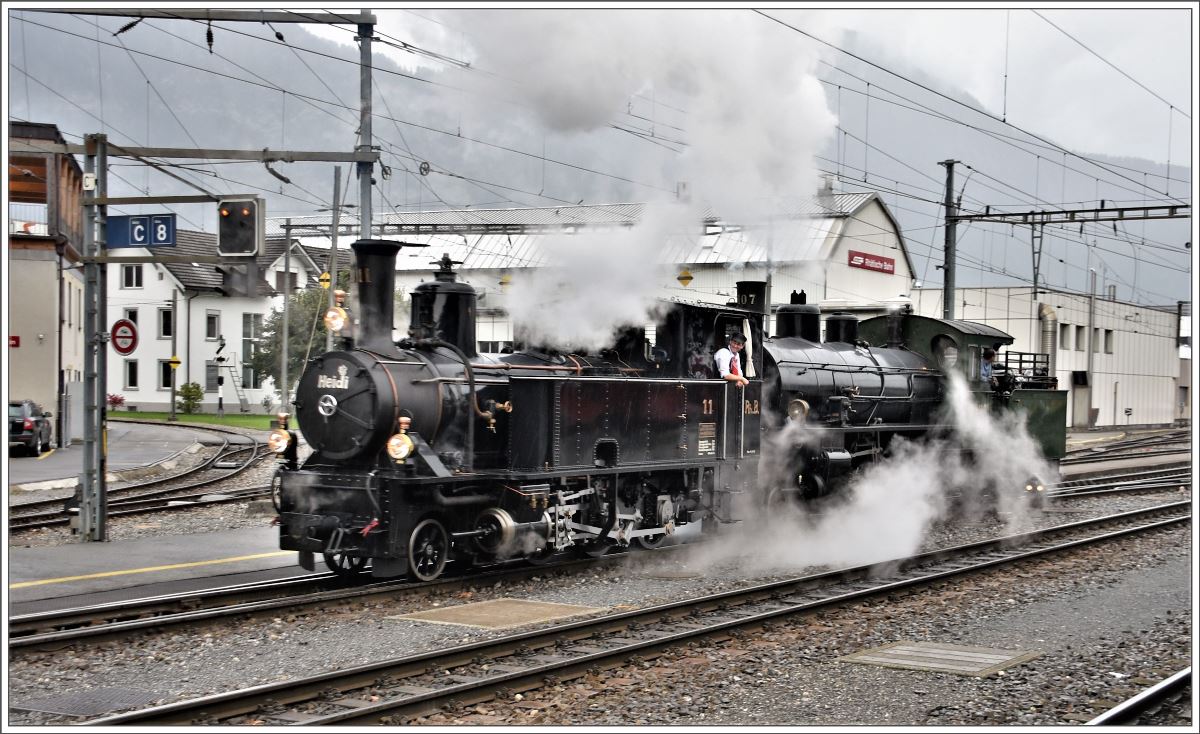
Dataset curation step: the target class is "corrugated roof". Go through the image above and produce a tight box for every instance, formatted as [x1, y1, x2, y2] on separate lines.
[264, 194, 869, 236]
[277, 193, 881, 272]
[157, 230, 274, 296]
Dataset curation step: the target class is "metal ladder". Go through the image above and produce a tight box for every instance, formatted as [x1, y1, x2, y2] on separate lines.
[221, 363, 251, 413]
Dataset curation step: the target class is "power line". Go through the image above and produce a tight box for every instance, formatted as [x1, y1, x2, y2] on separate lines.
[757, 10, 1187, 206]
[1030, 9, 1189, 118]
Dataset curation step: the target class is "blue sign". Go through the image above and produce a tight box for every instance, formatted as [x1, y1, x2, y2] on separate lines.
[107, 214, 177, 248]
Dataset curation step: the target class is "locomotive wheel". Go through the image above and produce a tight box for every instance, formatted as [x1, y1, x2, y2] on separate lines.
[634, 533, 666, 550]
[408, 518, 449, 581]
[323, 552, 368, 577]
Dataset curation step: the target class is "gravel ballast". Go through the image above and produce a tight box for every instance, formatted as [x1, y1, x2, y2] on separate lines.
[6, 490, 1190, 727]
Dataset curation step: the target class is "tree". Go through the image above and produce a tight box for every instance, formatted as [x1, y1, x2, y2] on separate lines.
[251, 288, 332, 404]
[176, 382, 204, 414]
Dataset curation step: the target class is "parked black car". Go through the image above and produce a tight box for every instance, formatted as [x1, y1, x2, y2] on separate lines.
[9, 400, 53, 456]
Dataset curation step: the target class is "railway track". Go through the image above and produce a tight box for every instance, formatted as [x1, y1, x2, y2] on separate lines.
[1061, 430, 1191, 466]
[1047, 465, 1192, 499]
[9, 425, 272, 532]
[1086, 668, 1191, 725]
[86, 501, 1190, 725]
[8, 546, 671, 650]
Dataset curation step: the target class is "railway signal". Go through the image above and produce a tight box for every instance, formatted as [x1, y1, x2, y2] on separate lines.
[217, 198, 263, 256]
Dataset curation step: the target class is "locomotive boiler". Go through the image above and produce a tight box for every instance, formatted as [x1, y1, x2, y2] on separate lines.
[273, 239, 765, 580]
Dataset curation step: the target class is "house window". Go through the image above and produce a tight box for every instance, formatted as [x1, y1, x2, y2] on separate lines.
[1075, 325, 1085, 351]
[1093, 328, 1100, 353]
[205, 361, 219, 392]
[275, 270, 299, 293]
[1059, 323, 1070, 351]
[243, 312, 264, 389]
[478, 341, 514, 353]
[67, 287, 72, 328]
[1104, 329, 1113, 354]
[124, 360, 139, 390]
[206, 311, 220, 340]
[124, 308, 138, 325]
[158, 360, 173, 390]
[158, 308, 173, 339]
[121, 264, 143, 288]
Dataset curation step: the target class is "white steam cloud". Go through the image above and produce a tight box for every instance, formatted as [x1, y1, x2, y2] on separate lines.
[684, 372, 1058, 576]
[446, 9, 837, 351]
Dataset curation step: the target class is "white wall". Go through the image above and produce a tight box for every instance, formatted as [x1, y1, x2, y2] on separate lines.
[105, 259, 273, 414]
[914, 286, 1180, 427]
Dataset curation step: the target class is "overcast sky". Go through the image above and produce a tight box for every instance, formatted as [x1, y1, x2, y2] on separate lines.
[4, 4, 1195, 304]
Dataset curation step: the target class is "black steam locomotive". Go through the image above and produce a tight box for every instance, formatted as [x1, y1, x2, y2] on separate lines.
[272, 239, 1063, 580]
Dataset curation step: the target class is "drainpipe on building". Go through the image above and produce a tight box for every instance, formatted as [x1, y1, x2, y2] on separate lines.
[56, 240, 66, 448]
[184, 291, 198, 386]
[1038, 302, 1057, 380]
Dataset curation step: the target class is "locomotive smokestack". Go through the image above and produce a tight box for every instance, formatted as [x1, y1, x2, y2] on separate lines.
[351, 239, 404, 351]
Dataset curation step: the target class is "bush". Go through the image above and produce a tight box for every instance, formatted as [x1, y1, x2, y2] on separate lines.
[106, 393, 126, 410]
[176, 382, 204, 414]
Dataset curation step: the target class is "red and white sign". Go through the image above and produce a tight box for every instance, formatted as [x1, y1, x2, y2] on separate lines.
[111, 319, 139, 355]
[8, 335, 19, 348]
[847, 250, 896, 274]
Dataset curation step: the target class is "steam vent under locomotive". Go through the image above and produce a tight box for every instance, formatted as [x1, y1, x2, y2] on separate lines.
[274, 239, 768, 580]
[273, 239, 1067, 580]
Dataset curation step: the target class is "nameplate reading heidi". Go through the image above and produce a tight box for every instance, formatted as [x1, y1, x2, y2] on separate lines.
[318, 365, 351, 389]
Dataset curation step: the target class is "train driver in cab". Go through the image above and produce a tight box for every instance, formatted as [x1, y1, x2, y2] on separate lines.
[981, 347, 998, 387]
[714, 333, 750, 388]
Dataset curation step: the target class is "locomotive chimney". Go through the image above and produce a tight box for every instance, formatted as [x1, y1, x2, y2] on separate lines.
[775, 290, 822, 342]
[410, 253, 478, 357]
[351, 238, 404, 351]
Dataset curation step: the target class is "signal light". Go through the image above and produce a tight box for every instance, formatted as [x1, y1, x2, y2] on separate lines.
[217, 197, 262, 256]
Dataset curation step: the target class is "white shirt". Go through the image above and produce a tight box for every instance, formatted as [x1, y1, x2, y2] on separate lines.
[714, 347, 740, 378]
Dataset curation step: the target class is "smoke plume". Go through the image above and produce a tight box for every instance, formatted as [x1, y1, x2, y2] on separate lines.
[445, 9, 836, 350]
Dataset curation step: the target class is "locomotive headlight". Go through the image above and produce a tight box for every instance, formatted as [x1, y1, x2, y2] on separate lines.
[787, 399, 810, 421]
[324, 306, 348, 333]
[268, 429, 293, 453]
[387, 432, 415, 461]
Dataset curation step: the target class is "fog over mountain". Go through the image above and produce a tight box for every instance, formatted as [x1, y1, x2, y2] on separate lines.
[6, 8, 1191, 305]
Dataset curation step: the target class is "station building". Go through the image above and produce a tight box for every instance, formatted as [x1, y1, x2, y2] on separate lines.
[911, 287, 1186, 428]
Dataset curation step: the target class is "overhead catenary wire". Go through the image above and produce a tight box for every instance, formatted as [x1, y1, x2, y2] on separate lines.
[771, 11, 1188, 206]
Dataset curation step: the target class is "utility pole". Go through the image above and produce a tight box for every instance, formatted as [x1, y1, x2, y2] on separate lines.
[939, 159, 958, 320]
[327, 167, 342, 352]
[354, 11, 375, 329]
[1087, 268, 1097, 428]
[79, 133, 109, 542]
[358, 13, 374, 242]
[283, 219, 292, 411]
